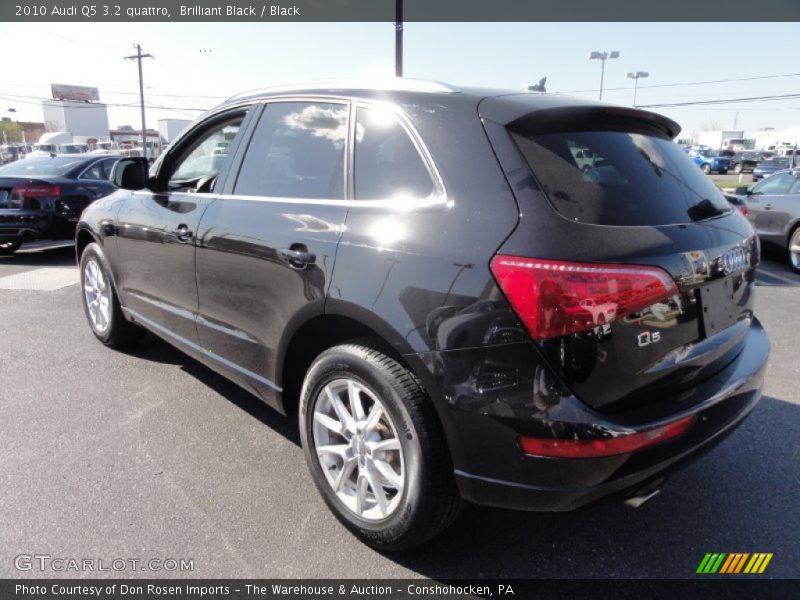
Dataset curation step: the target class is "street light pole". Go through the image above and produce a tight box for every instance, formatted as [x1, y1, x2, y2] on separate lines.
[124, 44, 153, 158]
[626, 71, 649, 107]
[395, 0, 403, 77]
[589, 51, 619, 101]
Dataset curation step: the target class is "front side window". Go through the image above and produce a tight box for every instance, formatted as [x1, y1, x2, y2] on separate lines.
[354, 106, 435, 200]
[167, 117, 244, 192]
[752, 172, 794, 196]
[234, 102, 347, 199]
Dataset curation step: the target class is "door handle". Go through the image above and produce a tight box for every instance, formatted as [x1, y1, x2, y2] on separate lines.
[764, 204, 773, 210]
[280, 247, 316, 268]
[171, 224, 193, 241]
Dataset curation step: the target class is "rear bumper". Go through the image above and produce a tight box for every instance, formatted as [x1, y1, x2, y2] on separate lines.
[0, 212, 76, 243]
[416, 319, 769, 512]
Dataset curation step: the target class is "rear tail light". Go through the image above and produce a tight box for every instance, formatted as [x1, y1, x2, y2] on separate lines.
[519, 414, 696, 458]
[735, 204, 749, 217]
[490, 256, 678, 340]
[10, 184, 60, 210]
[11, 184, 61, 199]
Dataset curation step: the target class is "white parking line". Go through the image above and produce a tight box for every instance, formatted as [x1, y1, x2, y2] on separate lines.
[0, 267, 79, 291]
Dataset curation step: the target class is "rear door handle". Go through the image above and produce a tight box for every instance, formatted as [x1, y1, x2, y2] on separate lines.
[764, 204, 773, 210]
[280, 247, 316, 268]
[171, 224, 193, 242]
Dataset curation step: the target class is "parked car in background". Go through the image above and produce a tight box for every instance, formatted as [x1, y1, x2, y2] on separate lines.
[76, 81, 768, 550]
[689, 148, 731, 174]
[25, 143, 58, 158]
[737, 168, 800, 271]
[730, 151, 762, 174]
[752, 156, 794, 182]
[0, 144, 24, 164]
[0, 155, 119, 256]
[59, 143, 90, 155]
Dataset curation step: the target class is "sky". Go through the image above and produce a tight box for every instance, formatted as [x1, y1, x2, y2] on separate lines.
[1, 21, 799, 139]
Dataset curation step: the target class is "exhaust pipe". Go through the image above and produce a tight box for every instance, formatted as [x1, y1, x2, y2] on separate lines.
[623, 477, 665, 508]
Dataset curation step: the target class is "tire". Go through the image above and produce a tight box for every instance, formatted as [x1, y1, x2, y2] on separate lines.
[734, 164, 743, 174]
[0, 240, 21, 256]
[789, 227, 800, 273]
[79, 242, 144, 347]
[299, 343, 461, 550]
[702, 164, 712, 174]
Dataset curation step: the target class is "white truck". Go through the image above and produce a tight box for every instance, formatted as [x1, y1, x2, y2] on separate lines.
[696, 130, 744, 151]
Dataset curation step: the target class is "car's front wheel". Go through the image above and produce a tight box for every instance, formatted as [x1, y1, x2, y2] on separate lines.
[299, 343, 461, 550]
[80, 242, 144, 346]
[702, 164, 712, 174]
[789, 227, 800, 273]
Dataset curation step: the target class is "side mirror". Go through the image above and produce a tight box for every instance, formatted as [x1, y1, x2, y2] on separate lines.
[733, 186, 750, 196]
[112, 157, 149, 190]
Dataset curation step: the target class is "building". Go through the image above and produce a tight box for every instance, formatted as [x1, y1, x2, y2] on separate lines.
[41, 99, 110, 141]
[158, 118, 192, 144]
[754, 127, 800, 151]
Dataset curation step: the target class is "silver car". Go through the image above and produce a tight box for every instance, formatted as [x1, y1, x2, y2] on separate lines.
[740, 168, 800, 271]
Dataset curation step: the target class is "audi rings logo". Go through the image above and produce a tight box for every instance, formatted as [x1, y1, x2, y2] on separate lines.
[719, 246, 749, 275]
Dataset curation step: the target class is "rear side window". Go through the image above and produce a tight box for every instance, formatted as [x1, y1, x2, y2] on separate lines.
[354, 106, 435, 200]
[510, 127, 732, 226]
[234, 102, 347, 199]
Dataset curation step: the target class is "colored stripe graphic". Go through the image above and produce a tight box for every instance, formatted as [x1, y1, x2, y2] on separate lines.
[698, 552, 772, 574]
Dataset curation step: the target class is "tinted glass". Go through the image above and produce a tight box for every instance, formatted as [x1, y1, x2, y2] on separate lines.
[752, 172, 794, 195]
[234, 102, 347, 199]
[168, 119, 243, 190]
[510, 128, 732, 226]
[0, 157, 83, 177]
[354, 106, 434, 200]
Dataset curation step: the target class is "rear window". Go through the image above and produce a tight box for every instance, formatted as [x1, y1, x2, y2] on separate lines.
[510, 127, 732, 226]
[0, 157, 83, 177]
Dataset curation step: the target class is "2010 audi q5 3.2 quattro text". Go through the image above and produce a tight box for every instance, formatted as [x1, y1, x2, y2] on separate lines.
[76, 80, 770, 550]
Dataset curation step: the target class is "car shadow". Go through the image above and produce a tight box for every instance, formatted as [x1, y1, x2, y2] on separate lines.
[117, 334, 301, 446]
[383, 395, 799, 578]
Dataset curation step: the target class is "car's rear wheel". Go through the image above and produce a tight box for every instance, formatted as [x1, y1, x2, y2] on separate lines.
[80, 242, 144, 346]
[789, 227, 800, 272]
[702, 164, 712, 174]
[0, 241, 21, 256]
[734, 164, 743, 174]
[299, 343, 461, 550]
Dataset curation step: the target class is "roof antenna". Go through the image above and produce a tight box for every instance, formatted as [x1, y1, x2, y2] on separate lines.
[526, 77, 547, 93]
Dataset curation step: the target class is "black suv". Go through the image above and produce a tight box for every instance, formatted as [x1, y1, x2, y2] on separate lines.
[77, 80, 769, 550]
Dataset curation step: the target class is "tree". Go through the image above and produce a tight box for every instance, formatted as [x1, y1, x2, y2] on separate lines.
[0, 119, 23, 143]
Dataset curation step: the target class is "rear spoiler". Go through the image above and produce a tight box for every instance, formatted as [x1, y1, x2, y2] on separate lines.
[479, 94, 681, 139]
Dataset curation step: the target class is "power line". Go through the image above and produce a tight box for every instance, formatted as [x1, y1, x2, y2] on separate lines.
[637, 93, 800, 108]
[0, 92, 208, 112]
[556, 71, 800, 94]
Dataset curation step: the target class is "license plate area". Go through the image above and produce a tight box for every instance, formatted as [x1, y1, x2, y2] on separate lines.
[698, 277, 739, 337]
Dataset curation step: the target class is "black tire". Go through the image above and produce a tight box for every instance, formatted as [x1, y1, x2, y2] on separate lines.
[0, 240, 21, 256]
[702, 164, 712, 174]
[734, 164, 743, 174]
[299, 343, 461, 550]
[788, 226, 800, 273]
[79, 242, 144, 347]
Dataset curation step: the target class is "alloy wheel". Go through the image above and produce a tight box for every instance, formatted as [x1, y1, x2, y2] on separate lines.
[83, 259, 111, 333]
[790, 230, 800, 270]
[312, 378, 405, 521]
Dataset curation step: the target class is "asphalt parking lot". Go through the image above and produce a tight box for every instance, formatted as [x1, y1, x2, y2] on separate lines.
[1, 241, 798, 579]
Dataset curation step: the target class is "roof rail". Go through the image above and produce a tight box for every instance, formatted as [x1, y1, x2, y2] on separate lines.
[225, 78, 456, 103]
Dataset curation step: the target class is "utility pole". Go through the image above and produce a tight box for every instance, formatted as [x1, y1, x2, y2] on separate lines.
[124, 44, 153, 159]
[395, 0, 403, 77]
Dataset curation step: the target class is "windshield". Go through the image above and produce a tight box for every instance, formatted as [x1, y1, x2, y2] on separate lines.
[763, 158, 790, 167]
[0, 157, 84, 177]
[510, 127, 732, 226]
